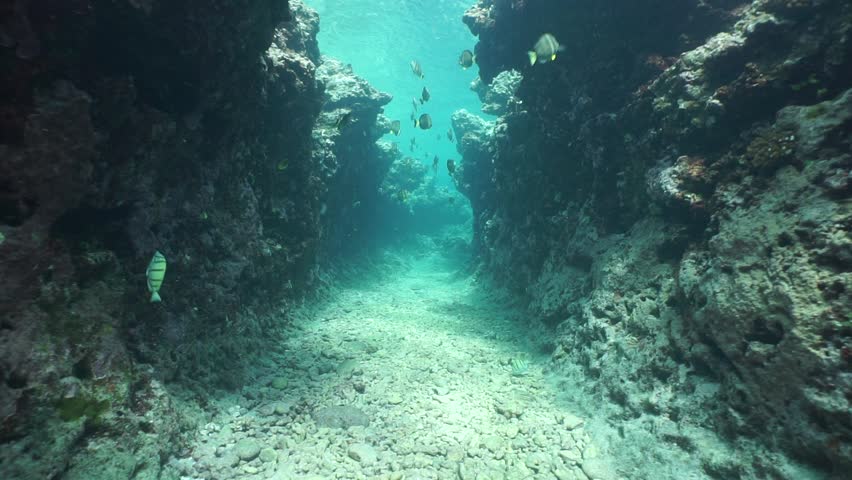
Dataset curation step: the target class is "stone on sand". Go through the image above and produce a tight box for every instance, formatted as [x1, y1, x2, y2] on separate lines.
[234, 439, 261, 462]
[348, 443, 377, 464]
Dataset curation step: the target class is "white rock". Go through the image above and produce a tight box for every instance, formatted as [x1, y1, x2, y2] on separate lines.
[582, 444, 599, 460]
[559, 448, 583, 464]
[563, 414, 585, 430]
[581, 457, 616, 480]
[348, 443, 377, 464]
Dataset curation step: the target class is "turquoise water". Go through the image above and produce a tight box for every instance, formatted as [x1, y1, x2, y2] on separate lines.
[308, 0, 487, 187]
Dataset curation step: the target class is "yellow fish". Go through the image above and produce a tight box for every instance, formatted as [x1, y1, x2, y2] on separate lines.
[146, 251, 167, 302]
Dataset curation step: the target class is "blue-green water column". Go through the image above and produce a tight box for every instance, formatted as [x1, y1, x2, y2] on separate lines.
[306, 0, 488, 187]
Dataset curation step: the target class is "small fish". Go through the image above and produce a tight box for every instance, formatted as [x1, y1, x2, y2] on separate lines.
[528, 33, 565, 65]
[335, 111, 353, 130]
[433, 155, 439, 172]
[353, 200, 361, 208]
[410, 60, 424, 78]
[410, 111, 416, 121]
[412, 97, 419, 112]
[420, 86, 431, 104]
[199, 211, 208, 220]
[459, 49, 476, 69]
[447, 129, 454, 142]
[509, 356, 529, 376]
[447, 159, 456, 174]
[146, 251, 167, 303]
[415, 114, 432, 130]
[276, 159, 288, 171]
[389, 120, 401, 136]
[397, 189, 410, 203]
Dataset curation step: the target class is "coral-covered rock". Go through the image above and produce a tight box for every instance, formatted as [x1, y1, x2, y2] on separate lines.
[0, 0, 330, 477]
[462, 0, 852, 473]
[311, 56, 398, 255]
[477, 69, 522, 116]
[451, 109, 495, 252]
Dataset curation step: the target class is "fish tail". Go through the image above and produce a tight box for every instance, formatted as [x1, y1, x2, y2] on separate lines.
[414, 119, 419, 128]
[552, 54, 557, 61]
[528, 51, 537, 65]
[150, 291, 161, 303]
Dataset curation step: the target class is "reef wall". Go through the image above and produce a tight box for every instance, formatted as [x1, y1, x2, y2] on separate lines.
[311, 56, 399, 257]
[461, 0, 851, 475]
[0, 0, 329, 477]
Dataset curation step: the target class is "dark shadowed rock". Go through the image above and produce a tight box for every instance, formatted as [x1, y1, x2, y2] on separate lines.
[461, 0, 852, 474]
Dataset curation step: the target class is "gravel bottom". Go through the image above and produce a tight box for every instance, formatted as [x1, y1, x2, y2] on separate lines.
[168, 250, 618, 480]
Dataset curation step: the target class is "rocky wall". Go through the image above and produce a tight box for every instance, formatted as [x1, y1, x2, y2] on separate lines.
[0, 1, 326, 477]
[310, 56, 398, 258]
[462, 0, 851, 474]
[450, 108, 495, 256]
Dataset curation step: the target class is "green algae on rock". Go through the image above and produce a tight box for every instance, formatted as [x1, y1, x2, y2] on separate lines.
[55, 396, 110, 422]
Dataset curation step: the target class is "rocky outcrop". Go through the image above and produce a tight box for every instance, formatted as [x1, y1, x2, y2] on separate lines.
[471, 69, 522, 116]
[0, 1, 326, 477]
[311, 57, 399, 256]
[463, 0, 851, 474]
[451, 109, 495, 255]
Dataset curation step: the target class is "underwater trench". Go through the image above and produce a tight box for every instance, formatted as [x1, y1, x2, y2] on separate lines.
[0, 0, 850, 479]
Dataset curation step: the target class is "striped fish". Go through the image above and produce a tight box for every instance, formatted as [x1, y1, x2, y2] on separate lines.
[509, 356, 530, 376]
[146, 251, 167, 303]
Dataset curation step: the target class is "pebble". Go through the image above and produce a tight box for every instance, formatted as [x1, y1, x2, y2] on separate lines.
[494, 400, 523, 419]
[481, 435, 502, 453]
[432, 386, 450, 396]
[525, 452, 549, 472]
[234, 439, 261, 462]
[583, 444, 599, 459]
[446, 446, 465, 462]
[562, 413, 585, 430]
[554, 467, 574, 480]
[259, 447, 277, 463]
[270, 377, 289, 389]
[559, 448, 583, 464]
[581, 457, 616, 480]
[348, 443, 378, 464]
